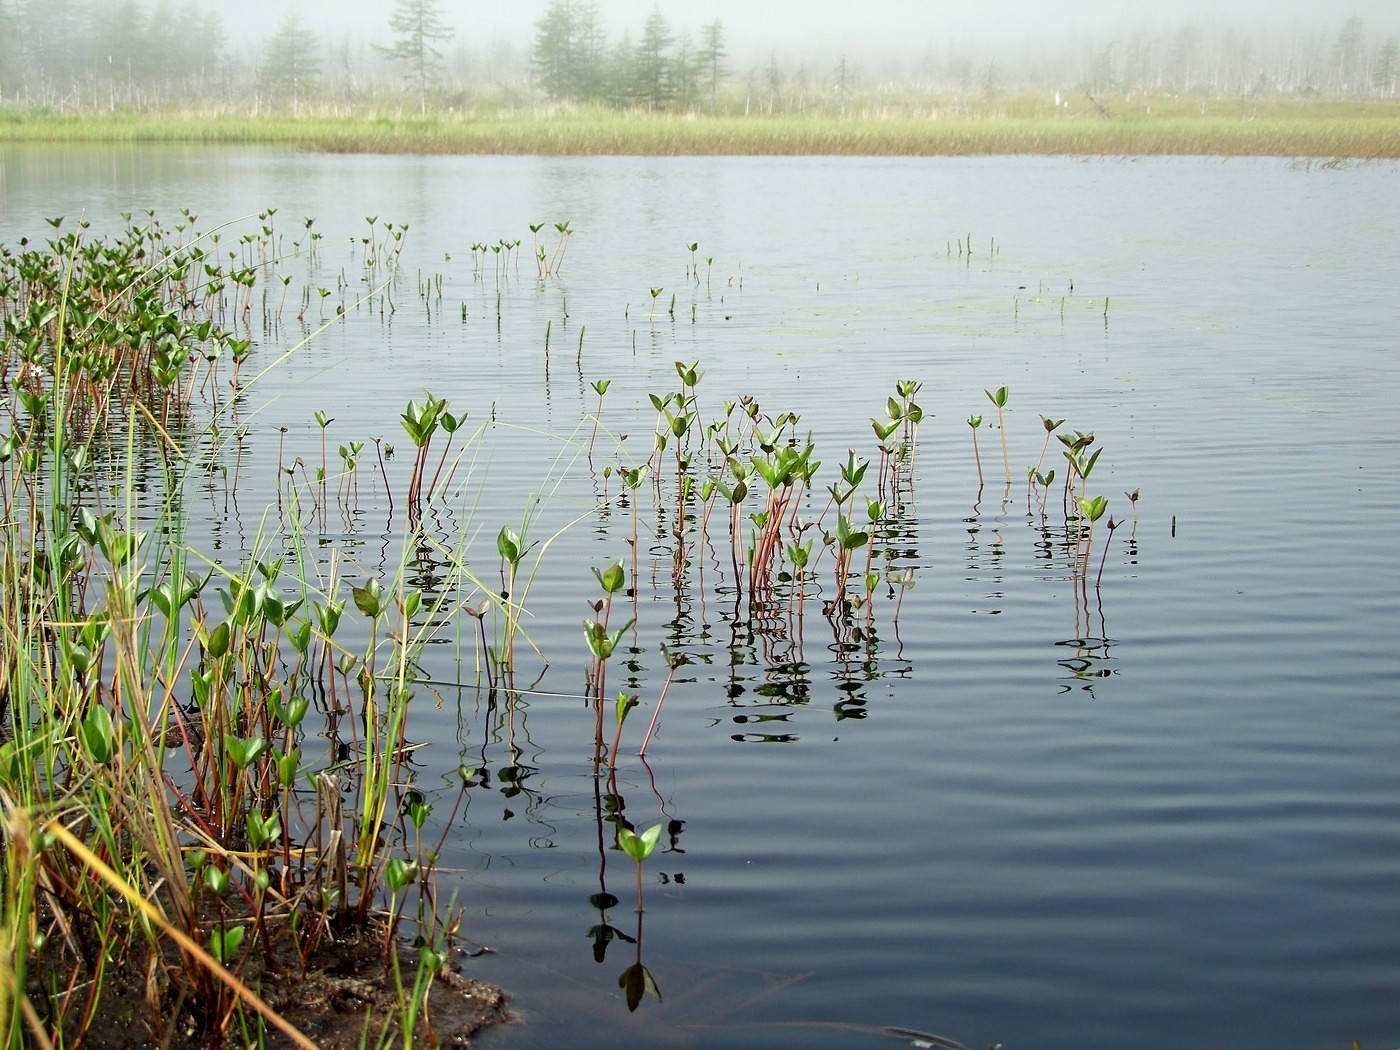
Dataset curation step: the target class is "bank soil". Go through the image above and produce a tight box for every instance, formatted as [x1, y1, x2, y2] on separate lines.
[31, 920, 511, 1048]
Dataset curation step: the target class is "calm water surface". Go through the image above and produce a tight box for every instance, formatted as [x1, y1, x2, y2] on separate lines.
[3, 148, 1397, 1049]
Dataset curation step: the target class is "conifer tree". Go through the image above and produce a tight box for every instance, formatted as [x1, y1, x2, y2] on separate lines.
[259, 11, 321, 111]
[376, 0, 454, 113]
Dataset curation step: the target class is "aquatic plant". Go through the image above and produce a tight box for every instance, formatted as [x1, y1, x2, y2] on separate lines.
[893, 379, 924, 481]
[1061, 432, 1102, 505]
[497, 525, 535, 673]
[0, 205, 1153, 1046]
[1075, 494, 1109, 579]
[0, 212, 505, 1047]
[637, 645, 687, 757]
[587, 562, 627, 669]
[584, 561, 635, 773]
[967, 414, 985, 487]
[985, 385, 1010, 480]
[617, 822, 662, 907]
[399, 392, 466, 516]
[1097, 515, 1122, 589]
[871, 414, 901, 498]
[749, 439, 814, 602]
[1034, 415, 1065, 487]
[589, 378, 611, 456]
[539, 221, 572, 276]
[615, 822, 663, 1011]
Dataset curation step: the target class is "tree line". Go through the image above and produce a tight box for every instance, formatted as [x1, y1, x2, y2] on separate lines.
[530, 2, 730, 113]
[0, 0, 1394, 113]
[0, 0, 227, 108]
[0, 0, 459, 111]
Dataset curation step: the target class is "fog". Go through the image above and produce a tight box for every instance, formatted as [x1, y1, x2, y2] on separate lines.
[230, 0, 1399, 55]
[4, 0, 1397, 110]
[226, 0, 1400, 97]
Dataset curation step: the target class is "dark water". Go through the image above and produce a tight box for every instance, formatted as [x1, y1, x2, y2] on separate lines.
[3, 148, 1398, 1050]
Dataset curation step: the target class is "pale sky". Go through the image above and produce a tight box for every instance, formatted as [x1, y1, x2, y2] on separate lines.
[230, 0, 1397, 56]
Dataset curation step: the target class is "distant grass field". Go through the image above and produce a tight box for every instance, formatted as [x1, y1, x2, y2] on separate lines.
[2, 96, 1397, 157]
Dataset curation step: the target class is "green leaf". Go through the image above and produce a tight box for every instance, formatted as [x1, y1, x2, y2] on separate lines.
[836, 515, 869, 551]
[665, 410, 691, 439]
[277, 749, 300, 788]
[583, 620, 608, 660]
[0, 741, 26, 785]
[615, 692, 638, 727]
[497, 526, 522, 566]
[871, 418, 899, 441]
[204, 866, 229, 895]
[274, 694, 309, 729]
[1076, 495, 1109, 523]
[385, 856, 416, 893]
[1081, 446, 1103, 479]
[209, 925, 245, 965]
[257, 583, 300, 626]
[618, 822, 663, 863]
[584, 618, 635, 662]
[315, 600, 344, 637]
[80, 706, 115, 764]
[225, 735, 268, 770]
[593, 562, 626, 595]
[246, 811, 281, 849]
[288, 619, 313, 656]
[352, 578, 385, 618]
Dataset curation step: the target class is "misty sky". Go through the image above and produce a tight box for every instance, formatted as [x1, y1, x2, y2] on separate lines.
[230, 0, 1399, 56]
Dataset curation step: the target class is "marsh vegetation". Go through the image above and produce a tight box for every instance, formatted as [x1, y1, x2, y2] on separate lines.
[0, 0, 1396, 158]
[1, 150, 1396, 1049]
[3, 98, 1398, 158]
[0, 188, 1140, 1044]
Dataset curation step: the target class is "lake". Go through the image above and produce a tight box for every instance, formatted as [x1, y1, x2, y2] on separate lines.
[2, 147, 1397, 1049]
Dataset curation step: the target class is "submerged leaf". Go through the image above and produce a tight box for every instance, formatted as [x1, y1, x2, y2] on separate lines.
[618, 962, 662, 1011]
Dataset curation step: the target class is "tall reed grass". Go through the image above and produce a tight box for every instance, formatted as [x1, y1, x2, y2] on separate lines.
[1, 97, 1396, 157]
